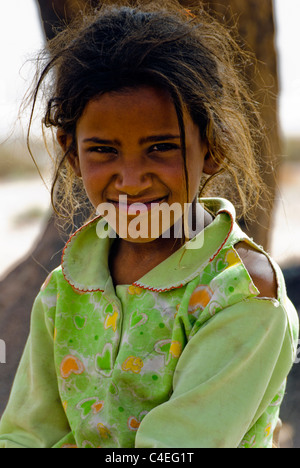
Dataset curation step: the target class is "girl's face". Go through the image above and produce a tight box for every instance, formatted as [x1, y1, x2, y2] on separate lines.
[62, 86, 215, 242]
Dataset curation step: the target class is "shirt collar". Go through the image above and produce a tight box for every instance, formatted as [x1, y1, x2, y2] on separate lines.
[61, 198, 236, 293]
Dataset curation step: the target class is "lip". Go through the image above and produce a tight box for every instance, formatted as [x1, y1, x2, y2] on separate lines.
[107, 196, 168, 213]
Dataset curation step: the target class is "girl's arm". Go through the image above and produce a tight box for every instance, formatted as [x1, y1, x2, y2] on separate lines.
[135, 297, 297, 448]
[0, 280, 70, 448]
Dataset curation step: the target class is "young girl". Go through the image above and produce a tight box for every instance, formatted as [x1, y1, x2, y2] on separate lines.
[0, 1, 298, 448]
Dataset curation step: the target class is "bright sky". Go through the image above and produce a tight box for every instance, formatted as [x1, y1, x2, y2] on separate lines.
[0, 0, 299, 139]
[274, 0, 300, 136]
[0, 0, 44, 138]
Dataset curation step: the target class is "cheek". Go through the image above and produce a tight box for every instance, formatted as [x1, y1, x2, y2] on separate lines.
[167, 160, 203, 202]
[161, 160, 186, 191]
[79, 162, 109, 205]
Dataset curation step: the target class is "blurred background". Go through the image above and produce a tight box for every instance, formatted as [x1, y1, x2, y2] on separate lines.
[0, 0, 299, 448]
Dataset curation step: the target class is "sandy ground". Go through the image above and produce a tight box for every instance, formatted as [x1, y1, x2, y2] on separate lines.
[0, 161, 300, 279]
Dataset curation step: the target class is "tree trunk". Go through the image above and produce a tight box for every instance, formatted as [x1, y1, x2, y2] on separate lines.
[199, 0, 281, 249]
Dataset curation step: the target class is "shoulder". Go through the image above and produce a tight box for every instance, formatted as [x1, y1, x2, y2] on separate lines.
[40, 266, 64, 293]
[234, 241, 277, 299]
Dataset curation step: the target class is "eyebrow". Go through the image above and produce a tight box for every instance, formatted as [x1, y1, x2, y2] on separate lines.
[82, 137, 121, 145]
[139, 134, 181, 145]
[82, 134, 181, 146]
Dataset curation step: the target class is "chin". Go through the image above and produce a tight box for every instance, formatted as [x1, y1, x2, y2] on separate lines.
[117, 234, 160, 244]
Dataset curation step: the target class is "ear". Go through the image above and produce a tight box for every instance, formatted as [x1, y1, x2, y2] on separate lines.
[203, 150, 221, 176]
[56, 128, 81, 177]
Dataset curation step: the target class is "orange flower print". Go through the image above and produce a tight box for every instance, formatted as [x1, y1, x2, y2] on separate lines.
[76, 397, 104, 419]
[188, 285, 213, 313]
[60, 355, 85, 379]
[127, 416, 141, 431]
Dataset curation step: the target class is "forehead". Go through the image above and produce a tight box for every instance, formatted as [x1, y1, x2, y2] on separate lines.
[77, 86, 181, 134]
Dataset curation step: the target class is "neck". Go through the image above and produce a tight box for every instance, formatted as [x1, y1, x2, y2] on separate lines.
[108, 202, 213, 286]
[119, 235, 183, 263]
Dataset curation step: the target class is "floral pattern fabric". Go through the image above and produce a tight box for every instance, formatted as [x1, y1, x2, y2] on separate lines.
[0, 198, 298, 448]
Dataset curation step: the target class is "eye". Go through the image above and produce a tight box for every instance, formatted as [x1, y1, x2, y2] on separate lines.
[149, 143, 180, 153]
[88, 146, 118, 155]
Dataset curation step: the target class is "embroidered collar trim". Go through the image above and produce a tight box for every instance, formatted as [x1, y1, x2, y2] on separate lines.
[61, 198, 236, 293]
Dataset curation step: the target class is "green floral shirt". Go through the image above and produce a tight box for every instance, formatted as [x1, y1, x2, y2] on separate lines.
[0, 198, 298, 448]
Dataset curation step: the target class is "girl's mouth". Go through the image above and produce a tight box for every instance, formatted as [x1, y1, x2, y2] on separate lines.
[107, 195, 168, 213]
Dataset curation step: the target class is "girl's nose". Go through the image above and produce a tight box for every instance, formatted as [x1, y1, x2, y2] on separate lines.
[114, 164, 152, 195]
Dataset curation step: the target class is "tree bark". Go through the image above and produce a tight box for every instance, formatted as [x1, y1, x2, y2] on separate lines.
[199, 0, 281, 249]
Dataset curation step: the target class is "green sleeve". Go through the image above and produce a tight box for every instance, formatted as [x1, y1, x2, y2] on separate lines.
[135, 298, 296, 448]
[0, 284, 70, 448]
